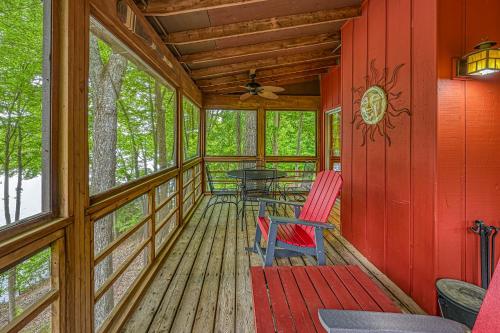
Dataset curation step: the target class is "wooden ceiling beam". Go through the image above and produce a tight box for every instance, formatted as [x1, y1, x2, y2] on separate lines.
[190, 49, 339, 79]
[201, 68, 329, 93]
[141, 0, 267, 16]
[205, 75, 320, 94]
[180, 33, 340, 65]
[195, 58, 339, 88]
[164, 6, 360, 45]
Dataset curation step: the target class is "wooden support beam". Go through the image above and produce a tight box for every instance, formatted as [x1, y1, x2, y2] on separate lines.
[201, 68, 328, 93]
[190, 49, 339, 79]
[164, 6, 361, 44]
[180, 33, 340, 65]
[141, 0, 266, 16]
[204, 75, 320, 94]
[203, 94, 321, 110]
[196, 58, 339, 88]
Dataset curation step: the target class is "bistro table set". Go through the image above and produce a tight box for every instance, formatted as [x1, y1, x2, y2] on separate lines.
[202, 164, 287, 228]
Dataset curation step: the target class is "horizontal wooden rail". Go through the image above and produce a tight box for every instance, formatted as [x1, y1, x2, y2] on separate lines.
[0, 230, 64, 270]
[94, 237, 150, 302]
[1, 289, 59, 333]
[155, 191, 178, 212]
[0, 218, 71, 258]
[156, 208, 178, 232]
[93, 216, 150, 266]
[182, 157, 202, 170]
[90, 168, 179, 207]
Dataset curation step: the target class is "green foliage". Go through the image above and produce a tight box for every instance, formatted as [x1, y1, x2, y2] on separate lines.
[265, 111, 316, 157]
[0, 248, 50, 300]
[88, 30, 177, 192]
[15, 248, 50, 294]
[0, 2, 50, 326]
[331, 112, 341, 156]
[0, 0, 45, 205]
[206, 109, 257, 156]
[182, 98, 200, 161]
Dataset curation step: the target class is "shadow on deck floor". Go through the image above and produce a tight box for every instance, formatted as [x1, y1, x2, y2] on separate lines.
[122, 196, 424, 333]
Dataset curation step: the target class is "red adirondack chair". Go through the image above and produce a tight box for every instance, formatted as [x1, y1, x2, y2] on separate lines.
[251, 170, 342, 266]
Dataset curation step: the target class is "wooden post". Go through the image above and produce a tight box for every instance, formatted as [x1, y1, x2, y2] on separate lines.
[177, 89, 184, 223]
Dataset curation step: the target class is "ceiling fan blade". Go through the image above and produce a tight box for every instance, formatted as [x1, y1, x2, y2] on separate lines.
[260, 86, 285, 93]
[258, 90, 279, 100]
[240, 92, 252, 101]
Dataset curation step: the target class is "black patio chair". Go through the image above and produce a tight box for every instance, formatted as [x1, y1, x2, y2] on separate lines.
[240, 168, 277, 229]
[279, 175, 314, 202]
[201, 165, 239, 219]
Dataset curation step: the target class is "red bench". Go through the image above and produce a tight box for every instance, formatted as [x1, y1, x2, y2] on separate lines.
[250, 265, 400, 333]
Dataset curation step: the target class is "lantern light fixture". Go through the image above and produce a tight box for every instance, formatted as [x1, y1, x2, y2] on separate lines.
[456, 41, 500, 77]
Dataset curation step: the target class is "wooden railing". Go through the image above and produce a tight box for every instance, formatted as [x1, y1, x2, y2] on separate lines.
[86, 157, 203, 332]
[0, 224, 67, 333]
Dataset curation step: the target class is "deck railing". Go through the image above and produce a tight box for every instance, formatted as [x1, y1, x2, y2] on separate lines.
[86, 157, 203, 332]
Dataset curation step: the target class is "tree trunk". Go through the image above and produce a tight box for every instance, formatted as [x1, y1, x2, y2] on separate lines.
[243, 111, 256, 156]
[272, 112, 280, 156]
[235, 111, 241, 155]
[3, 108, 16, 320]
[89, 34, 127, 328]
[295, 113, 304, 172]
[15, 122, 22, 222]
[155, 82, 167, 170]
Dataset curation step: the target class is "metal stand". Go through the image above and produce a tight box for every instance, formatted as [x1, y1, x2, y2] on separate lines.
[471, 220, 499, 289]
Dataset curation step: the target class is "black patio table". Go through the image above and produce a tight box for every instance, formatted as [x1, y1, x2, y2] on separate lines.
[226, 168, 287, 180]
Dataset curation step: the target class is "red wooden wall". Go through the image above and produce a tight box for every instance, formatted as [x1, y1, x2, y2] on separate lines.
[436, 0, 500, 287]
[339, 0, 437, 313]
[336, 0, 500, 314]
[321, 66, 341, 112]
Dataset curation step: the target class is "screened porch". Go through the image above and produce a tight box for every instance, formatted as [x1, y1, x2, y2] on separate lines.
[1, 0, 499, 333]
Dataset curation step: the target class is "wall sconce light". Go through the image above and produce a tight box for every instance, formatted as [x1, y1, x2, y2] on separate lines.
[455, 41, 500, 78]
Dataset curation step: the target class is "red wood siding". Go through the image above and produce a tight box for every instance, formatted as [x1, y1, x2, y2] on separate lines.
[340, 0, 437, 313]
[321, 66, 341, 112]
[436, 0, 500, 287]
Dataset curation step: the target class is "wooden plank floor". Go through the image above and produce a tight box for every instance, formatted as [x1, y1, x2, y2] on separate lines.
[122, 196, 424, 333]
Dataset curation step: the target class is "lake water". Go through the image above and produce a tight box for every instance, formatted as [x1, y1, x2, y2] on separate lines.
[0, 175, 42, 228]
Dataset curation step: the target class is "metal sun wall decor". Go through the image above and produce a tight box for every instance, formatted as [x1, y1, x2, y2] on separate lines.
[352, 60, 411, 146]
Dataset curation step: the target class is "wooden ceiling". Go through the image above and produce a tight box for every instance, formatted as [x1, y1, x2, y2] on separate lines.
[135, 0, 361, 96]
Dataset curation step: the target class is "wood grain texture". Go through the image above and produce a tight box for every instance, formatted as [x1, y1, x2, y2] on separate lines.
[142, 0, 267, 16]
[436, 0, 500, 289]
[122, 198, 423, 332]
[164, 6, 361, 44]
[181, 33, 340, 65]
[197, 59, 340, 88]
[251, 265, 401, 333]
[335, 0, 439, 314]
[190, 50, 339, 79]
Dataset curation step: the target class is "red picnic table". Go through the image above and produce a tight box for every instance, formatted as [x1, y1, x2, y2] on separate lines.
[250, 265, 401, 333]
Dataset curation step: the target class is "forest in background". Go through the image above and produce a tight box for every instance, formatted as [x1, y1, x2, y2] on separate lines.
[0, 1, 324, 330]
[0, 0, 52, 331]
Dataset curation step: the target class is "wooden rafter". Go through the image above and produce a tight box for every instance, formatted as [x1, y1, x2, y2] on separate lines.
[141, 0, 267, 16]
[190, 49, 339, 79]
[195, 58, 340, 88]
[164, 6, 361, 44]
[205, 75, 321, 94]
[180, 33, 340, 65]
[201, 68, 329, 93]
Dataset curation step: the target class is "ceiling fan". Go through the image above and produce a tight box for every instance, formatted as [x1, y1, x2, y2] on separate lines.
[239, 70, 285, 101]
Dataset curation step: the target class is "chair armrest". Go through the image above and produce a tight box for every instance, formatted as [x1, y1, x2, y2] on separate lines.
[268, 216, 334, 229]
[257, 198, 304, 207]
[318, 310, 471, 333]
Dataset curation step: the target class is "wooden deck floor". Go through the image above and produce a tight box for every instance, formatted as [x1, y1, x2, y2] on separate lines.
[123, 196, 424, 333]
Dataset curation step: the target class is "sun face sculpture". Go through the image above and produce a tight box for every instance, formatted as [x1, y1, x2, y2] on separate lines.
[352, 60, 411, 146]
